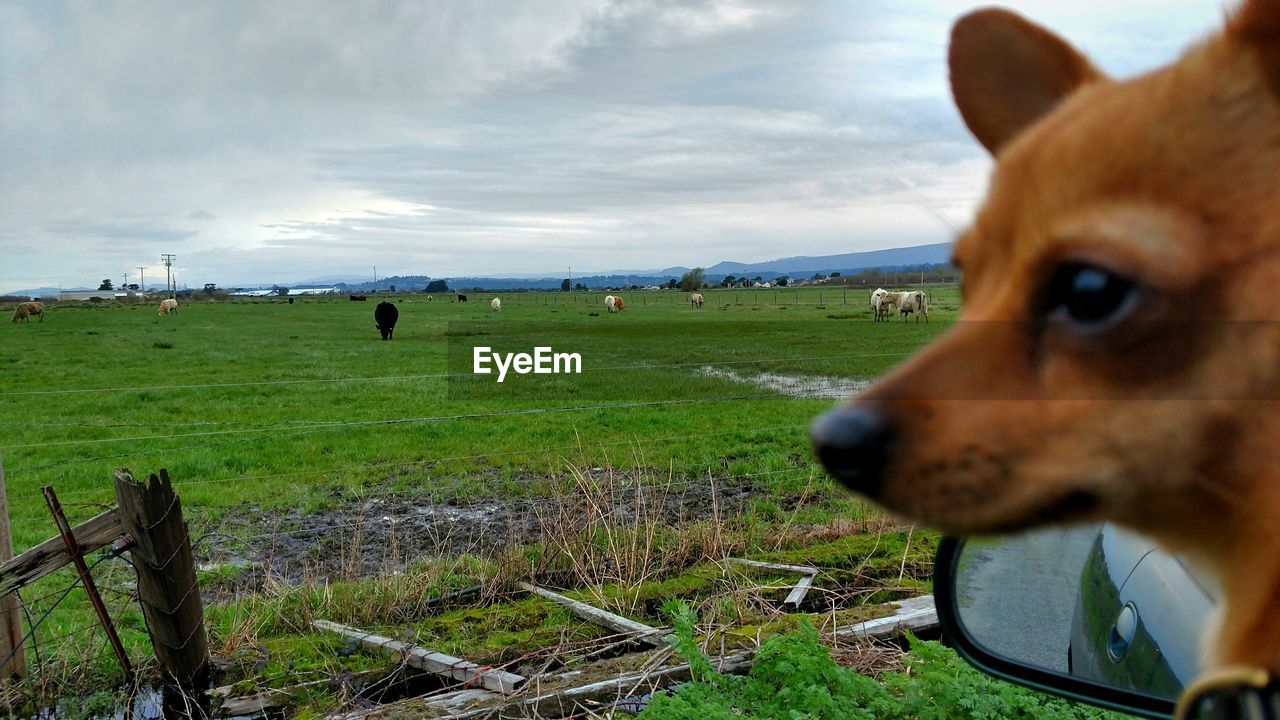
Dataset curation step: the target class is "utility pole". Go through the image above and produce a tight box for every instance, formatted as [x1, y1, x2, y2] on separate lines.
[122, 272, 129, 292]
[138, 267, 146, 294]
[161, 254, 176, 298]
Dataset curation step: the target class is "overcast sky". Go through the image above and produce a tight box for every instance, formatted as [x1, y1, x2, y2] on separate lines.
[0, 1, 1229, 290]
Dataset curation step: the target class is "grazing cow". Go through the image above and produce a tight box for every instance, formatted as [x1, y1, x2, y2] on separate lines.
[157, 298, 179, 316]
[897, 291, 929, 323]
[12, 302, 43, 323]
[426, 295, 433, 302]
[374, 301, 399, 340]
[491, 298, 502, 312]
[457, 294, 468, 303]
[691, 293, 704, 308]
[614, 297, 625, 311]
[604, 295, 618, 313]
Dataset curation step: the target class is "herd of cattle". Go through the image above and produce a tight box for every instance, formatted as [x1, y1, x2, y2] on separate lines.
[870, 288, 928, 323]
[10, 288, 931, 339]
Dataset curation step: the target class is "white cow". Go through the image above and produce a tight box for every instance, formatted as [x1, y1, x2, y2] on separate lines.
[898, 291, 929, 322]
[870, 288, 896, 322]
[491, 298, 502, 312]
[691, 293, 704, 308]
[605, 295, 618, 313]
[157, 298, 179, 316]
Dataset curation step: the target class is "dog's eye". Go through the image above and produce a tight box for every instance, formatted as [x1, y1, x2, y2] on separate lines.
[1043, 263, 1137, 326]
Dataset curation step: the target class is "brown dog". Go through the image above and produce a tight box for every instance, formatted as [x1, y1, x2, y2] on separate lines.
[813, 0, 1280, 681]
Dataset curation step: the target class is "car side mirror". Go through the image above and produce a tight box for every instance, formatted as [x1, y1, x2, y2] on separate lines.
[934, 524, 1218, 718]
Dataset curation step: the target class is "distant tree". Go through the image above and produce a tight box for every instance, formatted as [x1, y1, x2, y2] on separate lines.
[388, 284, 396, 293]
[561, 278, 571, 292]
[679, 267, 705, 292]
[830, 272, 841, 277]
[98, 279, 113, 291]
[665, 278, 678, 289]
[126, 283, 140, 292]
[426, 279, 449, 293]
[574, 282, 588, 291]
[722, 274, 737, 288]
[776, 276, 789, 287]
[203, 283, 218, 294]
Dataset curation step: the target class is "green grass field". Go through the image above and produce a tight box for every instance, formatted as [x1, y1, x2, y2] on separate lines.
[0, 285, 957, 710]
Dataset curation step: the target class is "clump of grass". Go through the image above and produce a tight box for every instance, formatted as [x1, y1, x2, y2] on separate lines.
[644, 610, 1122, 719]
[153, 341, 174, 349]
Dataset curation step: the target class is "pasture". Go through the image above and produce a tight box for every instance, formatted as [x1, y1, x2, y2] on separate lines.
[0, 286, 957, 710]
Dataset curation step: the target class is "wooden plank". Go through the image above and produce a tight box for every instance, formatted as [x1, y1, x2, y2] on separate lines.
[322, 688, 500, 720]
[336, 595, 939, 719]
[313, 620, 525, 694]
[0, 508, 123, 598]
[212, 671, 378, 717]
[832, 595, 938, 641]
[784, 573, 816, 608]
[726, 558, 818, 576]
[449, 651, 757, 719]
[517, 582, 668, 647]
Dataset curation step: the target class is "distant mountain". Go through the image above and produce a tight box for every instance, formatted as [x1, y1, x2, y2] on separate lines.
[566, 243, 953, 282]
[704, 243, 952, 276]
[3, 286, 82, 298]
[4, 242, 956, 297]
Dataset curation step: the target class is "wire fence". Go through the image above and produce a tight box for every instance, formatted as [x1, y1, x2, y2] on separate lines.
[0, 350, 909, 401]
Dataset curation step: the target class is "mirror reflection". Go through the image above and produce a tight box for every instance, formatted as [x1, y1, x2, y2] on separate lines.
[952, 524, 1218, 701]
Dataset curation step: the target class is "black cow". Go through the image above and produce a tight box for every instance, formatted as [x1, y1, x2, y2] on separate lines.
[374, 301, 399, 340]
[457, 294, 468, 303]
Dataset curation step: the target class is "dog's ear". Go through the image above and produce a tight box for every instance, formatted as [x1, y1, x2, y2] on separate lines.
[1229, 0, 1280, 96]
[949, 8, 1103, 154]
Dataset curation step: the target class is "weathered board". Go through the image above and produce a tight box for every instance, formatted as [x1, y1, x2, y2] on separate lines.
[313, 620, 525, 694]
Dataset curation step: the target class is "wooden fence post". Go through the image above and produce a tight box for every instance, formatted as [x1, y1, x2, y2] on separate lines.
[0, 453, 26, 680]
[114, 469, 209, 685]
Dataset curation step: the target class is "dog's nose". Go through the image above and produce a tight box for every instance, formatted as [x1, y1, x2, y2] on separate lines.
[810, 406, 895, 498]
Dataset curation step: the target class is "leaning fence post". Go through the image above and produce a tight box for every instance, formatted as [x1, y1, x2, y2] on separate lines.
[0, 453, 26, 680]
[113, 469, 209, 685]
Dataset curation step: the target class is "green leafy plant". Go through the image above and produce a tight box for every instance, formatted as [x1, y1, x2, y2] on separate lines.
[643, 608, 1124, 720]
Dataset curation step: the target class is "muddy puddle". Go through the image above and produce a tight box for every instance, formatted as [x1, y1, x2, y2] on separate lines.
[699, 366, 869, 400]
[197, 470, 767, 587]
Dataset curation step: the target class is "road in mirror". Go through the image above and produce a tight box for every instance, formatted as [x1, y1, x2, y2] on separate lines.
[952, 524, 1217, 702]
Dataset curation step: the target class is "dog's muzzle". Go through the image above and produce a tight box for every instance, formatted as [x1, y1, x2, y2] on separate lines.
[810, 406, 895, 498]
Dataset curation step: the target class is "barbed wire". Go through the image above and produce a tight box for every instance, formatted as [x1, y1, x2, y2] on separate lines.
[1, 393, 792, 451]
[31, 421, 811, 503]
[2, 391, 822, 476]
[0, 351, 907, 400]
[0, 553, 113, 673]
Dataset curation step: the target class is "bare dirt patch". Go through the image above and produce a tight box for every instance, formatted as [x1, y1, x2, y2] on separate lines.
[197, 469, 769, 587]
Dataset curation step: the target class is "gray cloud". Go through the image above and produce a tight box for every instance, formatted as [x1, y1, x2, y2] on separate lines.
[0, 1, 1229, 290]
